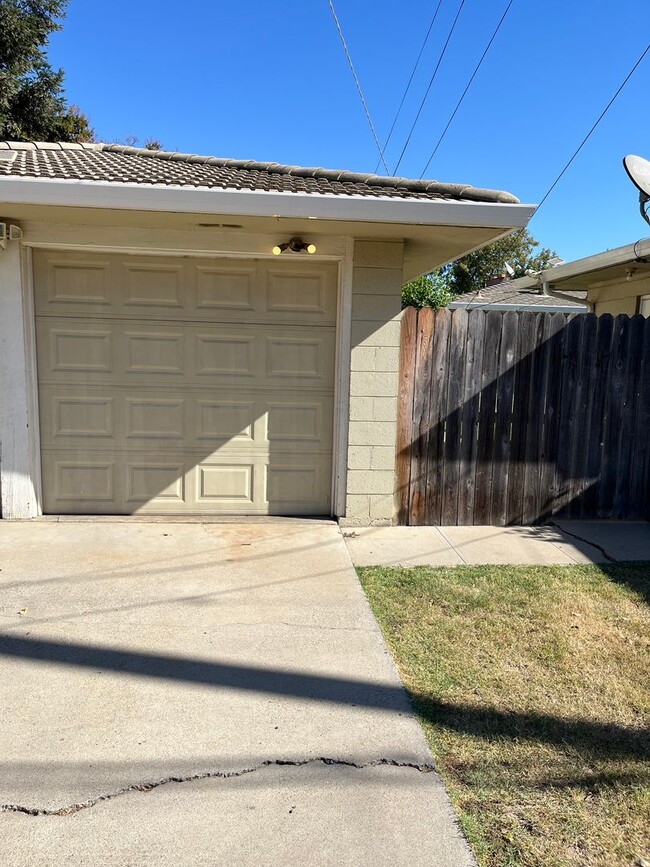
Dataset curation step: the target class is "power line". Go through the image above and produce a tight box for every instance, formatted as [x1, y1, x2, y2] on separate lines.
[327, 0, 390, 174]
[534, 41, 650, 214]
[393, 0, 467, 176]
[373, 0, 444, 174]
[420, 0, 516, 179]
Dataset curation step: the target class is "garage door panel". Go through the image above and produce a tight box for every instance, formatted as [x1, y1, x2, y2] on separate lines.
[196, 264, 257, 311]
[38, 318, 335, 390]
[41, 450, 331, 515]
[43, 325, 113, 374]
[122, 261, 184, 308]
[33, 253, 114, 308]
[197, 400, 256, 441]
[126, 463, 186, 504]
[40, 385, 334, 452]
[196, 464, 255, 504]
[124, 330, 185, 375]
[125, 398, 186, 440]
[52, 395, 115, 439]
[266, 464, 328, 509]
[41, 458, 116, 509]
[195, 333, 255, 378]
[35, 253, 337, 326]
[266, 268, 332, 317]
[35, 251, 336, 515]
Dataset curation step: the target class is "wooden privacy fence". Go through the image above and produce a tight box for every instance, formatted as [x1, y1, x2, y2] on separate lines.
[396, 307, 650, 525]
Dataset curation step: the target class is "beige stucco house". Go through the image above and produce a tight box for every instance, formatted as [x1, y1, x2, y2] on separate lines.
[514, 239, 650, 316]
[0, 142, 533, 523]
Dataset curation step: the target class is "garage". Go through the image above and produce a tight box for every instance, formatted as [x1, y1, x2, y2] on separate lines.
[0, 142, 531, 523]
[33, 250, 337, 515]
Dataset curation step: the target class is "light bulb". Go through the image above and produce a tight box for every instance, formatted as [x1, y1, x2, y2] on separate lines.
[306, 243, 317, 254]
[272, 245, 282, 256]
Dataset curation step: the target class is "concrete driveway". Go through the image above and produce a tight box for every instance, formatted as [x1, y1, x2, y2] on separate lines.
[0, 519, 473, 866]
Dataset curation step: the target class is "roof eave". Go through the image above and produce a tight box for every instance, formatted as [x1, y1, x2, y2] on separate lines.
[0, 176, 536, 230]
[530, 239, 650, 288]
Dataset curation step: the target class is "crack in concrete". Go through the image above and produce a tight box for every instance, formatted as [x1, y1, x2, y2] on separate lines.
[279, 620, 374, 632]
[1, 757, 436, 818]
[549, 523, 617, 563]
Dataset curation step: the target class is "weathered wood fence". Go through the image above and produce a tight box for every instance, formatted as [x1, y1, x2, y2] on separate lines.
[396, 307, 650, 525]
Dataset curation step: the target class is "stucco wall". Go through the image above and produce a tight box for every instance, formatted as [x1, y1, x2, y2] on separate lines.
[343, 240, 404, 525]
[590, 275, 650, 317]
[0, 244, 40, 518]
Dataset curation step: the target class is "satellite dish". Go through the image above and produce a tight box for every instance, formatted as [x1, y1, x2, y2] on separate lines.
[624, 155, 650, 196]
[504, 261, 515, 278]
[623, 155, 650, 226]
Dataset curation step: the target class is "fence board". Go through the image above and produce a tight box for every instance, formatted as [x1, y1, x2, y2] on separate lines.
[522, 313, 551, 524]
[490, 311, 519, 525]
[629, 316, 650, 518]
[506, 311, 536, 524]
[408, 307, 436, 525]
[564, 314, 597, 518]
[553, 315, 583, 516]
[423, 310, 452, 525]
[613, 315, 645, 518]
[538, 313, 570, 521]
[457, 310, 486, 524]
[395, 306, 417, 523]
[441, 310, 469, 525]
[395, 307, 649, 525]
[473, 311, 503, 524]
[598, 316, 629, 517]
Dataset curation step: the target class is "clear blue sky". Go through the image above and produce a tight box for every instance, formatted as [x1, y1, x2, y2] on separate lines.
[49, 0, 650, 263]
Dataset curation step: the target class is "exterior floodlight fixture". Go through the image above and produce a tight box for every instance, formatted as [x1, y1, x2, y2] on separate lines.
[272, 237, 317, 255]
[0, 221, 22, 252]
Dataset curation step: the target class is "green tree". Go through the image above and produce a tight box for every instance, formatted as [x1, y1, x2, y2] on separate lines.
[402, 229, 557, 308]
[0, 0, 93, 142]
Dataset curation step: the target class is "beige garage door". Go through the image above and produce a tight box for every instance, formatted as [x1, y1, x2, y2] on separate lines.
[34, 251, 337, 515]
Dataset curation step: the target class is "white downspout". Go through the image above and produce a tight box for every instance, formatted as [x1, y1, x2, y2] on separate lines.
[541, 279, 594, 312]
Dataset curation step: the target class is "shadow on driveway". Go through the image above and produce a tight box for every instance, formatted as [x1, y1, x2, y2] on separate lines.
[0, 632, 646, 761]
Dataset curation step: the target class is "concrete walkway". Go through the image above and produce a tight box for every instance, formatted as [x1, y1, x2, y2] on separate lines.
[344, 521, 650, 568]
[0, 520, 473, 866]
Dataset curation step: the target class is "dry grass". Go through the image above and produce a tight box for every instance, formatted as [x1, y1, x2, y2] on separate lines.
[358, 562, 650, 867]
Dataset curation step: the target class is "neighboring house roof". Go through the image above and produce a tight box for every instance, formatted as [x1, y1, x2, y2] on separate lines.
[449, 280, 588, 312]
[513, 239, 650, 292]
[0, 141, 520, 204]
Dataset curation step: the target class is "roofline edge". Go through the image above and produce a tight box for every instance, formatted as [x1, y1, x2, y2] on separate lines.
[0, 177, 536, 229]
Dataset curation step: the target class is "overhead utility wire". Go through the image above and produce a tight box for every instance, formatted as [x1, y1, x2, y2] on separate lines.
[393, 0, 467, 176]
[327, 0, 390, 174]
[420, 0, 516, 178]
[534, 41, 650, 214]
[373, 0, 444, 173]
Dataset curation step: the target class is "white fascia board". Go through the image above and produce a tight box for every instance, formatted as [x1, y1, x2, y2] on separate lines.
[0, 176, 536, 230]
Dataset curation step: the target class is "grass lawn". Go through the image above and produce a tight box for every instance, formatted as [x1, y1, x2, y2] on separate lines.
[358, 562, 650, 867]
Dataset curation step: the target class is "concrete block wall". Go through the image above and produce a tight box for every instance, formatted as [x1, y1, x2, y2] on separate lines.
[343, 240, 404, 525]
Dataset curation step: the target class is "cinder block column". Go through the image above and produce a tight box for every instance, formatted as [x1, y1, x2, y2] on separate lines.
[343, 241, 404, 525]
